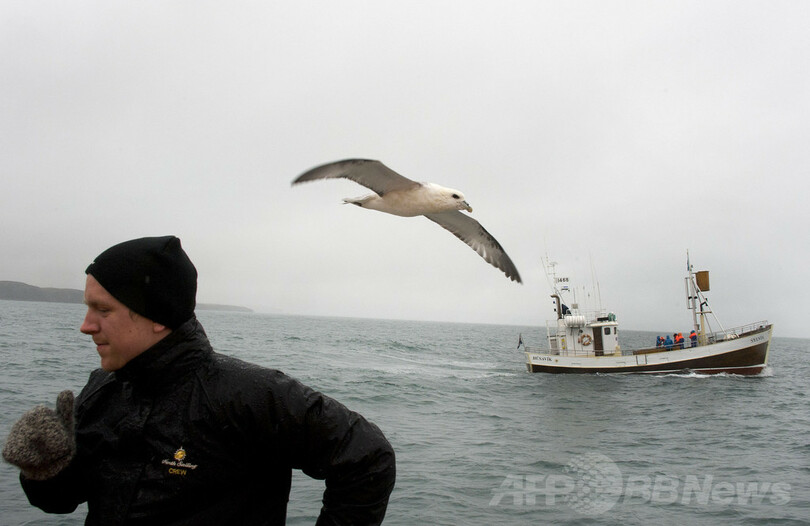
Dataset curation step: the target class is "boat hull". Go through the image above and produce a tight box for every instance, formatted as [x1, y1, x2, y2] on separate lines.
[526, 325, 771, 375]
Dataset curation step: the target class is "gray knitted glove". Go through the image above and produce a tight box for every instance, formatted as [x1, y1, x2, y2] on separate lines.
[2, 390, 76, 480]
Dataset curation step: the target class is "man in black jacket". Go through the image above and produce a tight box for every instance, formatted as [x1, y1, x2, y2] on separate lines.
[3, 236, 396, 525]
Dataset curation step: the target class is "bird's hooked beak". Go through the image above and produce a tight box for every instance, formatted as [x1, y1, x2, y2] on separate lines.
[463, 201, 473, 213]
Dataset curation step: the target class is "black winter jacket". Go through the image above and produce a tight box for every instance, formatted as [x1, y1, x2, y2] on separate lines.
[21, 318, 395, 525]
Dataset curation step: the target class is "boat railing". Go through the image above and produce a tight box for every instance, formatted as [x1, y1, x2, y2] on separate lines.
[706, 320, 770, 344]
[523, 345, 630, 357]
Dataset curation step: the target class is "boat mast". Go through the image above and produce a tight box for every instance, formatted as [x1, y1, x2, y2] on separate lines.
[686, 251, 700, 337]
[685, 251, 727, 344]
[542, 256, 562, 319]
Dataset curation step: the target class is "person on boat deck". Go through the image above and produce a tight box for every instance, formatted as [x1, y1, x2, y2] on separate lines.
[690, 330, 698, 347]
[656, 335, 664, 348]
[664, 334, 674, 350]
[2, 235, 396, 526]
[674, 333, 684, 350]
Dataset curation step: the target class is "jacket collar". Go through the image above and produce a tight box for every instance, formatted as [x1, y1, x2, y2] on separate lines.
[113, 317, 213, 386]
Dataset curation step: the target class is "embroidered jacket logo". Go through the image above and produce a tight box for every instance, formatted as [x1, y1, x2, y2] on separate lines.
[162, 446, 199, 476]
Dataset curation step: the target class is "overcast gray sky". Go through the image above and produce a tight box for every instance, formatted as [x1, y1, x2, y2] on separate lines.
[2, 1, 807, 338]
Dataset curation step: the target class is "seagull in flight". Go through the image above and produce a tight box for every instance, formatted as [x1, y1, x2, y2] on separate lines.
[292, 159, 521, 283]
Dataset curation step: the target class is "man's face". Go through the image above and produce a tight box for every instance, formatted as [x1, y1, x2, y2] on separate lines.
[80, 274, 167, 371]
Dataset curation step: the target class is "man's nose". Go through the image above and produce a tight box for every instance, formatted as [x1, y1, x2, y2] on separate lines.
[80, 311, 98, 334]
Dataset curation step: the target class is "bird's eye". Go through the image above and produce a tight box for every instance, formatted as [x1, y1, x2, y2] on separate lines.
[452, 194, 460, 199]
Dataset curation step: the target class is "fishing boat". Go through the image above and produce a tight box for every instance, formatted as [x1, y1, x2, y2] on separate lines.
[521, 254, 772, 375]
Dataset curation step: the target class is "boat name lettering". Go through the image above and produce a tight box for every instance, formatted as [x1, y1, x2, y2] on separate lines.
[532, 355, 553, 362]
[750, 335, 766, 343]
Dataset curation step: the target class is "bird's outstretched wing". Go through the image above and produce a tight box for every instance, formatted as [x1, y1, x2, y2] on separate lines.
[292, 159, 420, 196]
[424, 211, 522, 283]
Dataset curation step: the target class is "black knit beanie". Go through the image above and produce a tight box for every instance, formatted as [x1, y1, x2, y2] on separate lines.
[85, 236, 197, 329]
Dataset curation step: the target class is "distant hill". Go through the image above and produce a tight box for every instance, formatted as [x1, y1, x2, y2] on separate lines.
[0, 281, 253, 313]
[0, 281, 84, 303]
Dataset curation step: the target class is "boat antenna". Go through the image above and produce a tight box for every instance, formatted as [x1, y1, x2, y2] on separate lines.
[590, 253, 603, 314]
[540, 249, 558, 295]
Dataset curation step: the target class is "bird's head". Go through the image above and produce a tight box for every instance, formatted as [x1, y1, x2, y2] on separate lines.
[432, 184, 473, 213]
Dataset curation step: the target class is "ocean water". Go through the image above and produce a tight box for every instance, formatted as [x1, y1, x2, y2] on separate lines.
[1, 299, 808, 525]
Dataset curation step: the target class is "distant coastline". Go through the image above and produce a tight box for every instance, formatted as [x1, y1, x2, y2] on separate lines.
[0, 281, 253, 313]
